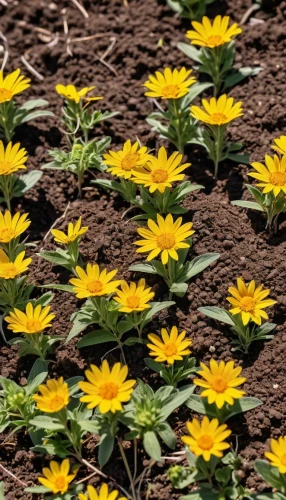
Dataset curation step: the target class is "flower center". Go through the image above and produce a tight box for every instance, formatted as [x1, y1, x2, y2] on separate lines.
[281, 454, 286, 466]
[211, 377, 227, 393]
[207, 35, 223, 46]
[240, 296, 256, 313]
[210, 113, 227, 124]
[198, 434, 214, 450]
[0, 263, 17, 279]
[98, 382, 118, 400]
[48, 395, 65, 412]
[0, 88, 13, 103]
[87, 280, 104, 294]
[0, 161, 12, 175]
[164, 343, 178, 357]
[126, 296, 140, 309]
[121, 153, 140, 171]
[26, 319, 43, 333]
[0, 228, 17, 243]
[54, 476, 66, 491]
[161, 84, 180, 99]
[157, 233, 176, 250]
[269, 172, 286, 186]
[151, 169, 168, 183]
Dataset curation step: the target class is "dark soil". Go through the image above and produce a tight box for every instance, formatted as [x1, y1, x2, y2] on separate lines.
[0, 0, 286, 498]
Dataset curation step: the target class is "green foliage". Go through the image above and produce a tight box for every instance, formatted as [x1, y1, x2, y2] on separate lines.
[186, 394, 262, 422]
[166, 0, 214, 20]
[255, 460, 286, 495]
[144, 356, 197, 387]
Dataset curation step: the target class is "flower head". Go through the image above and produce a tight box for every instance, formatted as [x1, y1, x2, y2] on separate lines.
[227, 277, 276, 326]
[0, 69, 30, 104]
[70, 264, 121, 299]
[0, 249, 31, 279]
[56, 84, 103, 104]
[194, 360, 246, 409]
[135, 213, 195, 265]
[103, 140, 150, 180]
[78, 360, 136, 413]
[131, 147, 190, 193]
[114, 278, 154, 313]
[0, 141, 27, 176]
[272, 135, 286, 155]
[248, 154, 286, 197]
[0, 211, 30, 243]
[5, 302, 55, 334]
[186, 15, 242, 48]
[191, 95, 243, 126]
[143, 67, 196, 100]
[51, 217, 88, 245]
[181, 416, 231, 461]
[78, 483, 127, 500]
[265, 437, 286, 474]
[147, 326, 192, 365]
[38, 459, 75, 495]
[34, 377, 70, 413]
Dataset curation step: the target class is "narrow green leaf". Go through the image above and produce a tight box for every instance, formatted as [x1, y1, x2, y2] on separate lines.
[198, 306, 235, 326]
[177, 42, 202, 63]
[129, 263, 156, 274]
[98, 434, 115, 468]
[143, 431, 161, 462]
[77, 330, 116, 348]
[231, 200, 264, 212]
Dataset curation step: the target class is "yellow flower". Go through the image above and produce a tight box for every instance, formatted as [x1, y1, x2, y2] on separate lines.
[0, 69, 30, 104]
[265, 437, 286, 474]
[103, 140, 150, 180]
[194, 360, 246, 409]
[38, 459, 75, 495]
[0, 249, 31, 279]
[5, 302, 55, 334]
[143, 67, 196, 99]
[191, 95, 243, 126]
[272, 135, 286, 155]
[147, 326, 192, 364]
[186, 15, 242, 48]
[248, 154, 286, 197]
[114, 278, 154, 313]
[226, 277, 276, 326]
[181, 416, 231, 461]
[70, 264, 121, 299]
[0, 141, 27, 176]
[56, 84, 103, 104]
[34, 377, 70, 413]
[131, 146, 190, 193]
[79, 360, 136, 413]
[135, 213, 195, 265]
[78, 483, 127, 500]
[0, 211, 30, 243]
[51, 217, 88, 245]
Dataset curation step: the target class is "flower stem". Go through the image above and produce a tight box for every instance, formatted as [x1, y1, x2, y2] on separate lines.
[118, 438, 137, 500]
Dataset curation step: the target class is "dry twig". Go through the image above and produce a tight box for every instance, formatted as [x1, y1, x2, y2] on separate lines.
[61, 8, 73, 56]
[21, 54, 44, 81]
[0, 463, 28, 487]
[0, 30, 9, 71]
[70, 0, 89, 18]
[95, 37, 118, 76]
[40, 202, 71, 249]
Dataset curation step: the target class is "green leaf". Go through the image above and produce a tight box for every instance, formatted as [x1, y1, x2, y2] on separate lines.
[29, 416, 65, 431]
[144, 358, 162, 374]
[231, 200, 264, 212]
[18, 98, 50, 111]
[181, 82, 213, 108]
[224, 397, 262, 421]
[158, 422, 176, 449]
[66, 376, 83, 396]
[98, 434, 115, 468]
[11, 170, 42, 197]
[170, 282, 188, 297]
[177, 42, 202, 63]
[129, 263, 157, 274]
[246, 184, 265, 204]
[41, 284, 75, 292]
[26, 359, 49, 394]
[222, 66, 262, 91]
[78, 420, 100, 433]
[77, 330, 116, 348]
[198, 306, 235, 326]
[143, 301, 175, 322]
[227, 153, 250, 164]
[160, 385, 195, 419]
[123, 337, 144, 346]
[20, 110, 54, 123]
[117, 320, 134, 335]
[255, 460, 283, 490]
[38, 249, 72, 268]
[143, 431, 161, 462]
[185, 253, 220, 280]
[25, 486, 50, 493]
[185, 394, 218, 418]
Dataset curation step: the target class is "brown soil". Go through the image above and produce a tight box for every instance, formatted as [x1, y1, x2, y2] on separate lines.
[0, 0, 286, 498]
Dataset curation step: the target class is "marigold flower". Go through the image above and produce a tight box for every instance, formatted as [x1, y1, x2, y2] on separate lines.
[51, 217, 88, 245]
[191, 95, 243, 126]
[114, 278, 154, 313]
[103, 140, 150, 180]
[70, 264, 121, 299]
[0, 249, 31, 279]
[248, 154, 286, 197]
[131, 146, 190, 193]
[38, 459, 75, 495]
[194, 360, 246, 409]
[0, 211, 30, 243]
[147, 326, 192, 365]
[265, 437, 286, 474]
[34, 377, 70, 413]
[5, 302, 55, 334]
[0, 68, 30, 104]
[186, 15, 242, 48]
[78, 483, 127, 500]
[135, 213, 195, 265]
[226, 277, 276, 326]
[143, 67, 196, 100]
[78, 360, 136, 414]
[272, 135, 286, 155]
[181, 416, 231, 461]
[56, 84, 103, 104]
[0, 141, 27, 176]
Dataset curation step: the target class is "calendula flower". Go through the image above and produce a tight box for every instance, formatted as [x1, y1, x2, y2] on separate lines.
[0, 249, 31, 279]
[248, 154, 286, 197]
[186, 15, 242, 48]
[147, 326, 192, 365]
[143, 67, 196, 99]
[135, 213, 195, 265]
[194, 360, 246, 409]
[38, 459, 75, 495]
[5, 302, 55, 334]
[51, 217, 88, 245]
[103, 140, 150, 180]
[272, 135, 286, 155]
[70, 264, 121, 299]
[56, 84, 103, 104]
[34, 377, 70, 413]
[181, 416, 231, 461]
[131, 147, 190, 193]
[191, 95, 243, 126]
[114, 278, 154, 313]
[227, 277, 276, 326]
[0, 141, 27, 176]
[0, 68, 30, 104]
[265, 437, 286, 474]
[78, 483, 127, 500]
[0, 211, 30, 243]
[78, 360, 136, 413]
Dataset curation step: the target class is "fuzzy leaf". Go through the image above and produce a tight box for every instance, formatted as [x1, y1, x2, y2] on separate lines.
[77, 330, 116, 348]
[98, 434, 115, 468]
[231, 200, 264, 212]
[143, 431, 161, 462]
[185, 253, 220, 280]
[29, 416, 65, 431]
[177, 42, 202, 63]
[129, 262, 157, 274]
[255, 460, 283, 490]
[198, 306, 235, 326]
[160, 385, 195, 419]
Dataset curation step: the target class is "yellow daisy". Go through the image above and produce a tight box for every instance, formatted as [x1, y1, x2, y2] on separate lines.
[248, 154, 286, 197]
[34, 377, 70, 413]
[0, 211, 30, 243]
[0, 141, 27, 176]
[70, 264, 121, 299]
[135, 213, 195, 265]
[78, 483, 127, 500]
[181, 416, 231, 461]
[56, 84, 103, 104]
[51, 217, 88, 245]
[143, 67, 196, 99]
[265, 437, 286, 474]
[147, 326, 192, 365]
[272, 135, 286, 155]
[186, 15, 242, 48]
[78, 360, 136, 414]
[191, 94, 243, 126]
[0, 249, 31, 279]
[131, 146, 190, 193]
[103, 140, 150, 180]
[194, 360, 246, 409]
[38, 459, 75, 495]
[0, 69, 30, 104]
[226, 277, 276, 326]
[114, 278, 154, 313]
[5, 302, 55, 334]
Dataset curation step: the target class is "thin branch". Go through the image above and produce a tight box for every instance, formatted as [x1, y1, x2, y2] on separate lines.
[70, 0, 89, 18]
[240, 3, 260, 25]
[20, 55, 44, 81]
[0, 30, 9, 72]
[94, 37, 118, 76]
[0, 463, 28, 488]
[71, 33, 113, 43]
[40, 202, 71, 248]
[61, 8, 72, 56]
